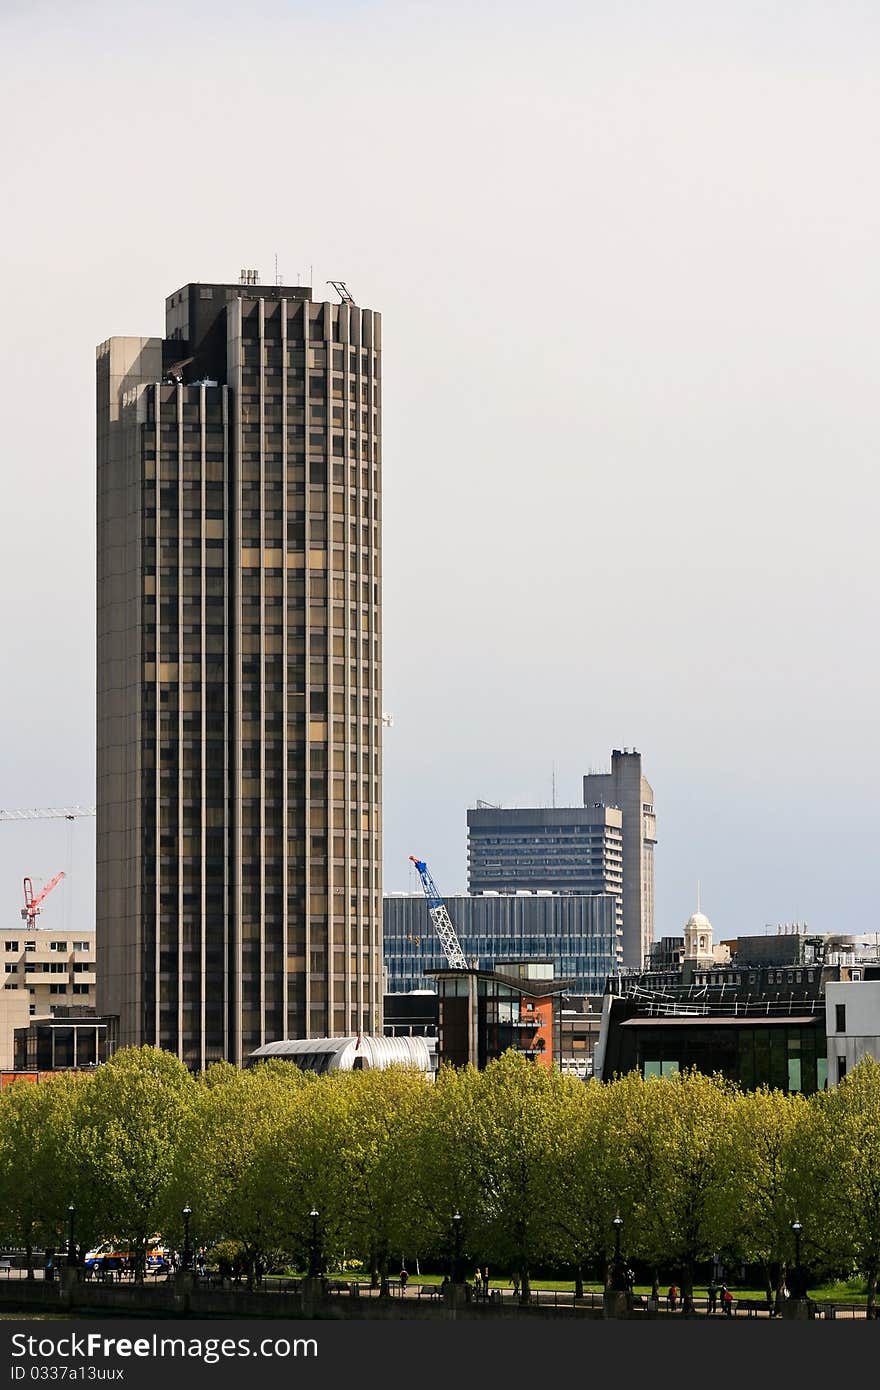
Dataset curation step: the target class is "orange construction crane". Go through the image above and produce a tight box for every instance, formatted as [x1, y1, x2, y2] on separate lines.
[22, 872, 65, 929]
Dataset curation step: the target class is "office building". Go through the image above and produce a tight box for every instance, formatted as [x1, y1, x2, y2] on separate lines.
[0, 928, 97, 1070]
[583, 749, 656, 970]
[467, 805, 624, 927]
[384, 890, 621, 994]
[383, 985, 605, 1080]
[428, 961, 570, 1071]
[594, 982, 827, 1094]
[593, 916, 880, 1094]
[97, 276, 383, 1068]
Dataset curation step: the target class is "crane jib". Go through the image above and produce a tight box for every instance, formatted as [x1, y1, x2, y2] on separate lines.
[410, 854, 469, 970]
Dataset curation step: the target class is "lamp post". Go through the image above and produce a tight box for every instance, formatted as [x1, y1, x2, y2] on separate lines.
[308, 1208, 322, 1278]
[791, 1218, 802, 1271]
[451, 1211, 462, 1284]
[612, 1214, 624, 1290]
[182, 1205, 192, 1272]
[67, 1204, 76, 1268]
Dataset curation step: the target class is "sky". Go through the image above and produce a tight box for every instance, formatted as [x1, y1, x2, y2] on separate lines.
[0, 0, 878, 942]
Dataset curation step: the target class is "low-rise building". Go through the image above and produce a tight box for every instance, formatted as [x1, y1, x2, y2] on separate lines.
[594, 984, 827, 1094]
[0, 927, 96, 1069]
[596, 907, 832, 1093]
[825, 980, 880, 1085]
[383, 986, 602, 1079]
[246, 1035, 434, 1074]
[428, 960, 570, 1071]
[13, 1010, 112, 1071]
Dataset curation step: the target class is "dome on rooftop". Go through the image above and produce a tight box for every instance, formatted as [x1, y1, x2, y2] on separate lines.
[685, 911, 712, 931]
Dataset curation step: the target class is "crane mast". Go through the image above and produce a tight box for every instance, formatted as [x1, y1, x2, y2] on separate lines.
[409, 856, 469, 970]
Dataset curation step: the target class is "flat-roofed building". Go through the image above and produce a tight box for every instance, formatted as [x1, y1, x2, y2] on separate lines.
[467, 805, 623, 929]
[0, 928, 96, 1069]
[97, 277, 383, 1067]
[384, 890, 621, 994]
[825, 980, 880, 1086]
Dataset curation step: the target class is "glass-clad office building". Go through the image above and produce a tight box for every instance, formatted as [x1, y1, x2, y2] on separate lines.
[384, 892, 621, 995]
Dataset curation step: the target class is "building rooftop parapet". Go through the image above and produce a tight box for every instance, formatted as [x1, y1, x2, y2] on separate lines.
[610, 981, 825, 1018]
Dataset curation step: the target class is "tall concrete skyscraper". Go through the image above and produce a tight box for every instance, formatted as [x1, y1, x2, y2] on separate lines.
[97, 276, 383, 1068]
[583, 749, 656, 970]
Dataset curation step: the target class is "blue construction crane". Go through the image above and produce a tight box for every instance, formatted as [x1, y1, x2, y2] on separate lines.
[409, 855, 469, 970]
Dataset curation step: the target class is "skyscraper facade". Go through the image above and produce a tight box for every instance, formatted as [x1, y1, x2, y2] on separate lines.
[97, 277, 383, 1068]
[583, 749, 656, 971]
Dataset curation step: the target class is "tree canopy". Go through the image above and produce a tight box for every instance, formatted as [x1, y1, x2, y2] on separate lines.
[1, 1046, 878, 1303]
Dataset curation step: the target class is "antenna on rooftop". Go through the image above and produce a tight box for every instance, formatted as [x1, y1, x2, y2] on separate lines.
[327, 280, 355, 304]
[274, 253, 282, 286]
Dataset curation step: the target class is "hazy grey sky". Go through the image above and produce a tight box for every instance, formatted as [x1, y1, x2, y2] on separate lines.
[1, 0, 878, 940]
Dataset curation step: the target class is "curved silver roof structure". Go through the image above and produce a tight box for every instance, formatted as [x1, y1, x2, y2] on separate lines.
[247, 1034, 433, 1074]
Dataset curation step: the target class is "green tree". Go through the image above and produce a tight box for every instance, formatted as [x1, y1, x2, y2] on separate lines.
[75, 1046, 194, 1279]
[408, 1063, 489, 1278]
[272, 1070, 359, 1274]
[332, 1068, 432, 1286]
[794, 1058, 880, 1314]
[621, 1069, 740, 1312]
[431, 1053, 573, 1299]
[542, 1076, 640, 1294]
[164, 1061, 309, 1284]
[732, 1087, 808, 1308]
[0, 1075, 81, 1277]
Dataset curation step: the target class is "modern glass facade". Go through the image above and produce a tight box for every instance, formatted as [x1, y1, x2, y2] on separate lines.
[631, 1020, 825, 1094]
[599, 1007, 827, 1095]
[384, 892, 621, 994]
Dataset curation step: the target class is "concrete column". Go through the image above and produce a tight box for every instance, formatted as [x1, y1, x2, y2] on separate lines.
[781, 1298, 813, 1320]
[603, 1289, 632, 1318]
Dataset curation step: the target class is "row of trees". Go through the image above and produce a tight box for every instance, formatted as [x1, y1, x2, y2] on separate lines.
[0, 1048, 878, 1313]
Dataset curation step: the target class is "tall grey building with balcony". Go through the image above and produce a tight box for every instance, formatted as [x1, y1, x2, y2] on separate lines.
[97, 277, 383, 1068]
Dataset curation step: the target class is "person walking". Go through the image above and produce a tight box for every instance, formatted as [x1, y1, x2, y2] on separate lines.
[707, 1278, 717, 1314]
[667, 1283, 678, 1312]
[722, 1286, 734, 1318]
[399, 1266, 409, 1292]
